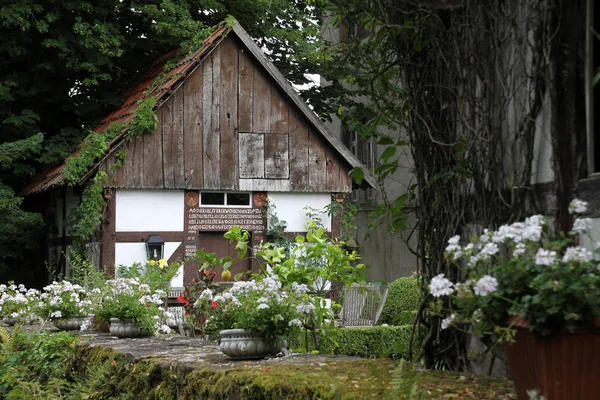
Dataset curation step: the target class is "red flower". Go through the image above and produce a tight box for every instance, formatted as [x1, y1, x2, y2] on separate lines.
[204, 269, 210, 277]
[177, 294, 189, 307]
[211, 301, 218, 309]
[211, 271, 217, 278]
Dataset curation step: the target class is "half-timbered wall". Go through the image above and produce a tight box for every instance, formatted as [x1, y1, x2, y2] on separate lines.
[101, 36, 351, 193]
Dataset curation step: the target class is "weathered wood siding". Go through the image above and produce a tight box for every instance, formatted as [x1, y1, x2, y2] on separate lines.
[102, 36, 351, 193]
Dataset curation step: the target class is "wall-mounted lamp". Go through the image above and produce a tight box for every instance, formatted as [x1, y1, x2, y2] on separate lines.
[146, 234, 165, 261]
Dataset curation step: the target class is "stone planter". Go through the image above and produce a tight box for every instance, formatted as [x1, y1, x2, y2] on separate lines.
[109, 318, 152, 338]
[53, 316, 89, 331]
[504, 320, 600, 400]
[3, 316, 19, 326]
[219, 329, 283, 360]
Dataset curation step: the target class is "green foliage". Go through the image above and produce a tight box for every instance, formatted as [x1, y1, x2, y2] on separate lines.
[0, 329, 79, 397]
[379, 277, 420, 325]
[290, 325, 415, 359]
[116, 258, 181, 293]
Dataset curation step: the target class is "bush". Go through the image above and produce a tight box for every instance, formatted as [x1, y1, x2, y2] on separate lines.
[379, 277, 420, 325]
[290, 325, 416, 359]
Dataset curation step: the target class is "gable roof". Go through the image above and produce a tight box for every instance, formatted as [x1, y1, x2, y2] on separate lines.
[20, 19, 376, 196]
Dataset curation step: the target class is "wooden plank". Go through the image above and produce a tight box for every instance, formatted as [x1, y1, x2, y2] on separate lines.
[288, 109, 309, 190]
[248, 179, 292, 192]
[183, 66, 203, 189]
[122, 129, 144, 187]
[202, 52, 220, 189]
[238, 48, 254, 132]
[162, 97, 175, 188]
[172, 88, 185, 188]
[308, 130, 327, 191]
[270, 86, 288, 134]
[326, 147, 341, 192]
[219, 38, 239, 190]
[143, 107, 164, 188]
[252, 66, 271, 133]
[231, 22, 377, 188]
[264, 133, 289, 179]
[239, 133, 264, 178]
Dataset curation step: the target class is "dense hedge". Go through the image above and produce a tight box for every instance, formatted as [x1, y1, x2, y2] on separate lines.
[290, 325, 415, 359]
[379, 277, 420, 325]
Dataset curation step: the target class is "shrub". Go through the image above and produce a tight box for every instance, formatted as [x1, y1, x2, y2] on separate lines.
[379, 277, 420, 325]
[290, 325, 415, 359]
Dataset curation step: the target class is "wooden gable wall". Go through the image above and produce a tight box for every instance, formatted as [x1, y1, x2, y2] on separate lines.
[102, 36, 352, 193]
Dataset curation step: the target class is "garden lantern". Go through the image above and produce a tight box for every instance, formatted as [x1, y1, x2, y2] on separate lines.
[146, 235, 164, 261]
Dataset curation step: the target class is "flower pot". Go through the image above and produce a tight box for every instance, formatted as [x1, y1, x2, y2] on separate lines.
[3, 316, 19, 326]
[90, 316, 110, 332]
[504, 324, 600, 400]
[53, 316, 89, 331]
[109, 318, 152, 338]
[219, 329, 283, 360]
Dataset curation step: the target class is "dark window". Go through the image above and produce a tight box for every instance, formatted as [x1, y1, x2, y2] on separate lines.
[201, 192, 225, 205]
[227, 193, 251, 206]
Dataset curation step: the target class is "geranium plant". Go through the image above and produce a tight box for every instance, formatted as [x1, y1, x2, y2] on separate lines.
[94, 277, 171, 334]
[431, 199, 600, 341]
[0, 283, 40, 322]
[39, 280, 93, 320]
[202, 276, 313, 342]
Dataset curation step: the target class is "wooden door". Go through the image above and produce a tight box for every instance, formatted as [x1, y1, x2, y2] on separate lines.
[197, 231, 251, 282]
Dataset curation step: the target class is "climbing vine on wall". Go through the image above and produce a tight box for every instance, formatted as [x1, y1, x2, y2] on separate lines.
[327, 0, 579, 370]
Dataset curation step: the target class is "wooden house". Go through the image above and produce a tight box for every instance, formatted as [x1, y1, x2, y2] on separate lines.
[21, 19, 375, 286]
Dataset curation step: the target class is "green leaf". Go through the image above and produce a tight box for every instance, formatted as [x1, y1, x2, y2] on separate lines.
[349, 167, 364, 185]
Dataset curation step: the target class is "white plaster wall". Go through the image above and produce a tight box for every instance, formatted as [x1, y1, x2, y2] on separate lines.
[116, 190, 184, 232]
[114, 242, 183, 287]
[267, 193, 332, 232]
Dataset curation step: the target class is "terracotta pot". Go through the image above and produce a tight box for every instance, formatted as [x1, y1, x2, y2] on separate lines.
[90, 316, 110, 332]
[504, 322, 600, 400]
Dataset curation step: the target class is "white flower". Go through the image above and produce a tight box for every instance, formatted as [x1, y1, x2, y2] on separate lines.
[199, 289, 213, 301]
[569, 199, 588, 214]
[522, 225, 542, 242]
[257, 303, 270, 310]
[478, 243, 500, 260]
[513, 242, 527, 257]
[572, 218, 593, 233]
[441, 314, 456, 330]
[562, 247, 593, 263]
[80, 321, 90, 331]
[429, 274, 454, 297]
[288, 319, 303, 327]
[535, 248, 557, 266]
[291, 282, 310, 294]
[159, 325, 171, 334]
[296, 302, 316, 314]
[473, 275, 498, 296]
[480, 229, 491, 243]
[525, 215, 546, 227]
[50, 311, 62, 319]
[257, 297, 268, 304]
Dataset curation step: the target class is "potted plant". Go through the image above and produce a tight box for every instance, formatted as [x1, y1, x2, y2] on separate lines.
[0, 284, 40, 325]
[39, 280, 93, 330]
[95, 277, 171, 338]
[430, 199, 600, 400]
[200, 275, 312, 359]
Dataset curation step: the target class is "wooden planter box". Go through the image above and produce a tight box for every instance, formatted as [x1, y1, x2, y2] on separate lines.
[504, 325, 600, 399]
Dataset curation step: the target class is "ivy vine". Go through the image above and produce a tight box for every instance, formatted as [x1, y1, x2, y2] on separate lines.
[66, 24, 221, 246]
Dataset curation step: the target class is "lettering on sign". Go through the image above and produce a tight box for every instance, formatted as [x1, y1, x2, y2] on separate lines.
[184, 233, 199, 257]
[187, 208, 265, 233]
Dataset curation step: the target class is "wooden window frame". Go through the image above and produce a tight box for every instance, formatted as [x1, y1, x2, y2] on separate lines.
[199, 192, 252, 208]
